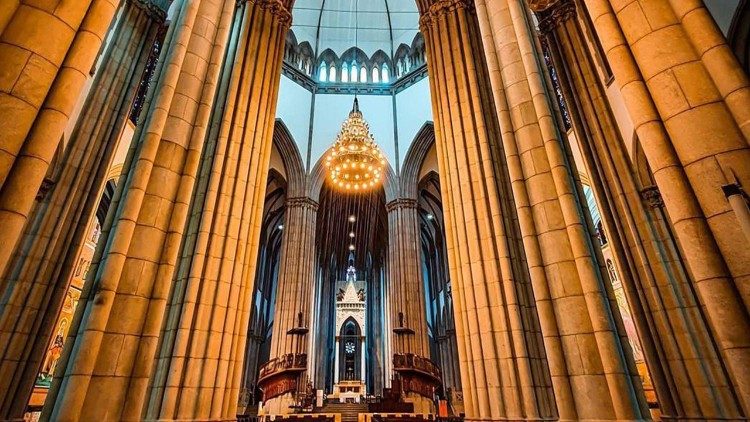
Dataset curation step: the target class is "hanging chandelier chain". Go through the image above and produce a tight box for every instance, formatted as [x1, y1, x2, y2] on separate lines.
[355, 0, 359, 98]
[324, 0, 384, 193]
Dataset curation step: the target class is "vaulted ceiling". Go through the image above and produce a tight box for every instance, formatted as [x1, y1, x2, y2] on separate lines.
[291, 0, 420, 56]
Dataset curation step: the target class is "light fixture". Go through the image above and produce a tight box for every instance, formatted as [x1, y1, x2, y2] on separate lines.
[349, 231, 355, 238]
[348, 215, 356, 223]
[277, 224, 284, 230]
[325, 99, 385, 192]
[349, 244, 356, 251]
[426, 214, 434, 220]
[324, 0, 385, 192]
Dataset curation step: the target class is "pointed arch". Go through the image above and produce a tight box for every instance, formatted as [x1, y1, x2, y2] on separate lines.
[318, 62, 327, 82]
[273, 119, 306, 197]
[339, 316, 362, 336]
[400, 122, 435, 199]
[342, 62, 349, 82]
[340, 47, 369, 66]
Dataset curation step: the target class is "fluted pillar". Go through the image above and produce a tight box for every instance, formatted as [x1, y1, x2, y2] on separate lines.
[40, 0, 292, 419]
[419, 0, 649, 419]
[0, 3, 165, 420]
[579, 0, 750, 414]
[0, 0, 122, 278]
[533, 0, 745, 418]
[386, 197, 434, 413]
[143, 2, 290, 419]
[261, 196, 317, 415]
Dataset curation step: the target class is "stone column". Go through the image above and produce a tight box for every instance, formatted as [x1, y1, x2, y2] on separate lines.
[360, 336, 366, 385]
[0, 2, 165, 419]
[386, 198, 435, 413]
[0, 0, 122, 278]
[40, 0, 292, 419]
[580, 0, 750, 413]
[260, 196, 318, 415]
[666, 0, 750, 142]
[334, 337, 340, 384]
[532, 0, 746, 418]
[418, 0, 649, 419]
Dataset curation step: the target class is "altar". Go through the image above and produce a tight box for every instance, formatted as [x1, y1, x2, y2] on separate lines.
[331, 266, 367, 401]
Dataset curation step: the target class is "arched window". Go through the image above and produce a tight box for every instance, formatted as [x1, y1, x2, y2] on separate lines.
[319, 63, 327, 82]
[360, 66, 367, 83]
[342, 63, 349, 82]
[372, 66, 380, 83]
[350, 62, 358, 82]
[381, 64, 389, 82]
[328, 64, 336, 82]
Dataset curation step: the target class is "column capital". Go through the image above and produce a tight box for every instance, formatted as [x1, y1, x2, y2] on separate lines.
[535, 0, 576, 35]
[131, 0, 169, 21]
[238, 0, 293, 27]
[418, 0, 475, 32]
[640, 186, 664, 209]
[286, 196, 319, 211]
[386, 198, 418, 212]
[527, 0, 564, 12]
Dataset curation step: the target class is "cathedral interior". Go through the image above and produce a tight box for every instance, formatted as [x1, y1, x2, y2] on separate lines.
[0, 0, 749, 421]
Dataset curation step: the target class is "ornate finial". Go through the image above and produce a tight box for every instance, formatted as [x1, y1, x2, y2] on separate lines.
[346, 265, 357, 282]
[352, 97, 360, 113]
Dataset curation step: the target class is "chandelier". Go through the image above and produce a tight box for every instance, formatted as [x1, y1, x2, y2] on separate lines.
[325, 98, 385, 191]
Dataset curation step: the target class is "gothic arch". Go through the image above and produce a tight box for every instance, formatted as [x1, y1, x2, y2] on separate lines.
[298, 41, 315, 75]
[316, 48, 340, 81]
[409, 32, 426, 68]
[370, 49, 392, 70]
[340, 47, 370, 65]
[393, 43, 411, 77]
[338, 315, 362, 336]
[400, 122, 435, 199]
[273, 119, 306, 197]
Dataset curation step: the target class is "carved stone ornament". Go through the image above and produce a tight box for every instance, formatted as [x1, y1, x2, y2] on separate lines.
[640, 185, 665, 209]
[536, 0, 576, 35]
[237, 0, 293, 27]
[286, 196, 319, 211]
[418, 0, 474, 32]
[386, 198, 418, 212]
[132, 0, 169, 21]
